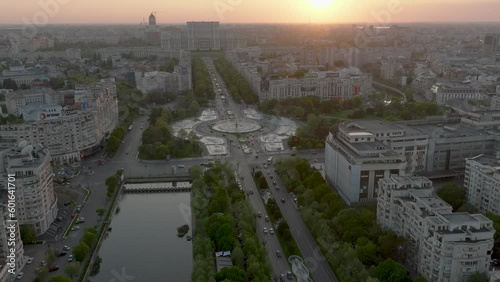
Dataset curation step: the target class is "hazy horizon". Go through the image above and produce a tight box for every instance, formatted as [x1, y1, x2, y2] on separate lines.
[1, 0, 500, 25]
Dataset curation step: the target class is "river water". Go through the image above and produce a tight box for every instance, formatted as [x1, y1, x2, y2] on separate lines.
[90, 192, 193, 282]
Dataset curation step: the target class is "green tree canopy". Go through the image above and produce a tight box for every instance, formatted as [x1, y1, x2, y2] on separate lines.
[436, 182, 466, 211]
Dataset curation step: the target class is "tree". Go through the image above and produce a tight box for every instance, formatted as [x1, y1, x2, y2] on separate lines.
[48, 276, 73, 282]
[2, 78, 18, 90]
[65, 261, 81, 279]
[83, 231, 98, 248]
[215, 266, 246, 282]
[374, 258, 411, 282]
[96, 208, 106, 222]
[20, 225, 37, 243]
[436, 182, 466, 211]
[355, 237, 379, 265]
[73, 242, 90, 262]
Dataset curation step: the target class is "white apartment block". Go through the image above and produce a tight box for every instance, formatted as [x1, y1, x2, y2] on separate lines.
[492, 95, 500, 111]
[0, 142, 58, 235]
[377, 176, 495, 282]
[464, 154, 500, 214]
[430, 82, 487, 106]
[259, 68, 372, 102]
[325, 114, 500, 204]
[1, 80, 119, 164]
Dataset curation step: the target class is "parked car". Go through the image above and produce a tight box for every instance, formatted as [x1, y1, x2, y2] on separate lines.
[49, 266, 59, 272]
[16, 272, 24, 280]
[57, 252, 67, 257]
[63, 246, 71, 251]
[39, 261, 47, 266]
[63, 201, 71, 206]
[71, 226, 80, 231]
[68, 255, 73, 262]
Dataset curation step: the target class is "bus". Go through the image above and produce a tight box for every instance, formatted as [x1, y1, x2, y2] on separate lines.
[127, 125, 133, 132]
[267, 157, 273, 164]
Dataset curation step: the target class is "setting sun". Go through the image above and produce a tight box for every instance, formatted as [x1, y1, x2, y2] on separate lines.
[309, 0, 334, 9]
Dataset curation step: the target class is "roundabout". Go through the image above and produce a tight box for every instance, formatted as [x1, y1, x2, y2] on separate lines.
[212, 119, 262, 134]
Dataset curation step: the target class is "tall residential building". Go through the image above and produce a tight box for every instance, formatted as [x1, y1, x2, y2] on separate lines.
[464, 154, 500, 214]
[377, 175, 495, 282]
[187, 21, 220, 50]
[0, 141, 58, 235]
[1, 79, 119, 164]
[484, 34, 500, 55]
[325, 114, 500, 204]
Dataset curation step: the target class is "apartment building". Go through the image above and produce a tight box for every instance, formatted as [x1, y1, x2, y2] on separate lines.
[0, 141, 58, 235]
[1, 80, 119, 164]
[464, 154, 500, 214]
[377, 176, 495, 282]
[429, 82, 487, 106]
[492, 95, 500, 111]
[259, 68, 372, 102]
[325, 114, 500, 204]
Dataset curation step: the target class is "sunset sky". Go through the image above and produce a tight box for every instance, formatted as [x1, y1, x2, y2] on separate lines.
[1, 0, 499, 25]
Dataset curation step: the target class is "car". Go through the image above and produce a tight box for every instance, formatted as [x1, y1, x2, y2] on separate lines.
[257, 212, 262, 218]
[16, 272, 24, 279]
[312, 159, 318, 162]
[68, 255, 73, 262]
[26, 257, 34, 264]
[276, 250, 281, 257]
[56, 217, 63, 222]
[276, 186, 280, 191]
[177, 164, 185, 168]
[273, 181, 276, 185]
[263, 227, 268, 234]
[270, 228, 275, 235]
[265, 216, 269, 222]
[49, 266, 59, 272]
[71, 226, 80, 231]
[287, 272, 294, 280]
[40, 261, 47, 266]
[291, 153, 296, 156]
[63, 201, 71, 206]
[280, 274, 285, 282]
[57, 252, 67, 257]
[281, 198, 285, 203]
[63, 246, 71, 251]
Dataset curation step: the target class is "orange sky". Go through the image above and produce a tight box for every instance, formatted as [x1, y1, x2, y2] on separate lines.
[1, 0, 499, 24]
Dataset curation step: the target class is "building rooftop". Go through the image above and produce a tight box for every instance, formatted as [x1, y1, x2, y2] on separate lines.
[467, 154, 500, 167]
[441, 212, 480, 223]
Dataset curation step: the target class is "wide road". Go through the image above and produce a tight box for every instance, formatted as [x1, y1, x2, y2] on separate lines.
[205, 57, 336, 282]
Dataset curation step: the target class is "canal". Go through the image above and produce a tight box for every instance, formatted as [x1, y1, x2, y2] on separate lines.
[90, 192, 193, 282]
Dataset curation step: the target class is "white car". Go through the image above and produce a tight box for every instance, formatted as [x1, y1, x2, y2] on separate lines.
[63, 246, 71, 251]
[68, 255, 73, 262]
[177, 164, 185, 168]
[16, 272, 24, 280]
[263, 227, 268, 234]
[270, 228, 275, 235]
[26, 257, 34, 264]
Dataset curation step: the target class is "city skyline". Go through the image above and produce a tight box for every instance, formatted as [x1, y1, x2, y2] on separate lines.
[1, 0, 500, 25]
